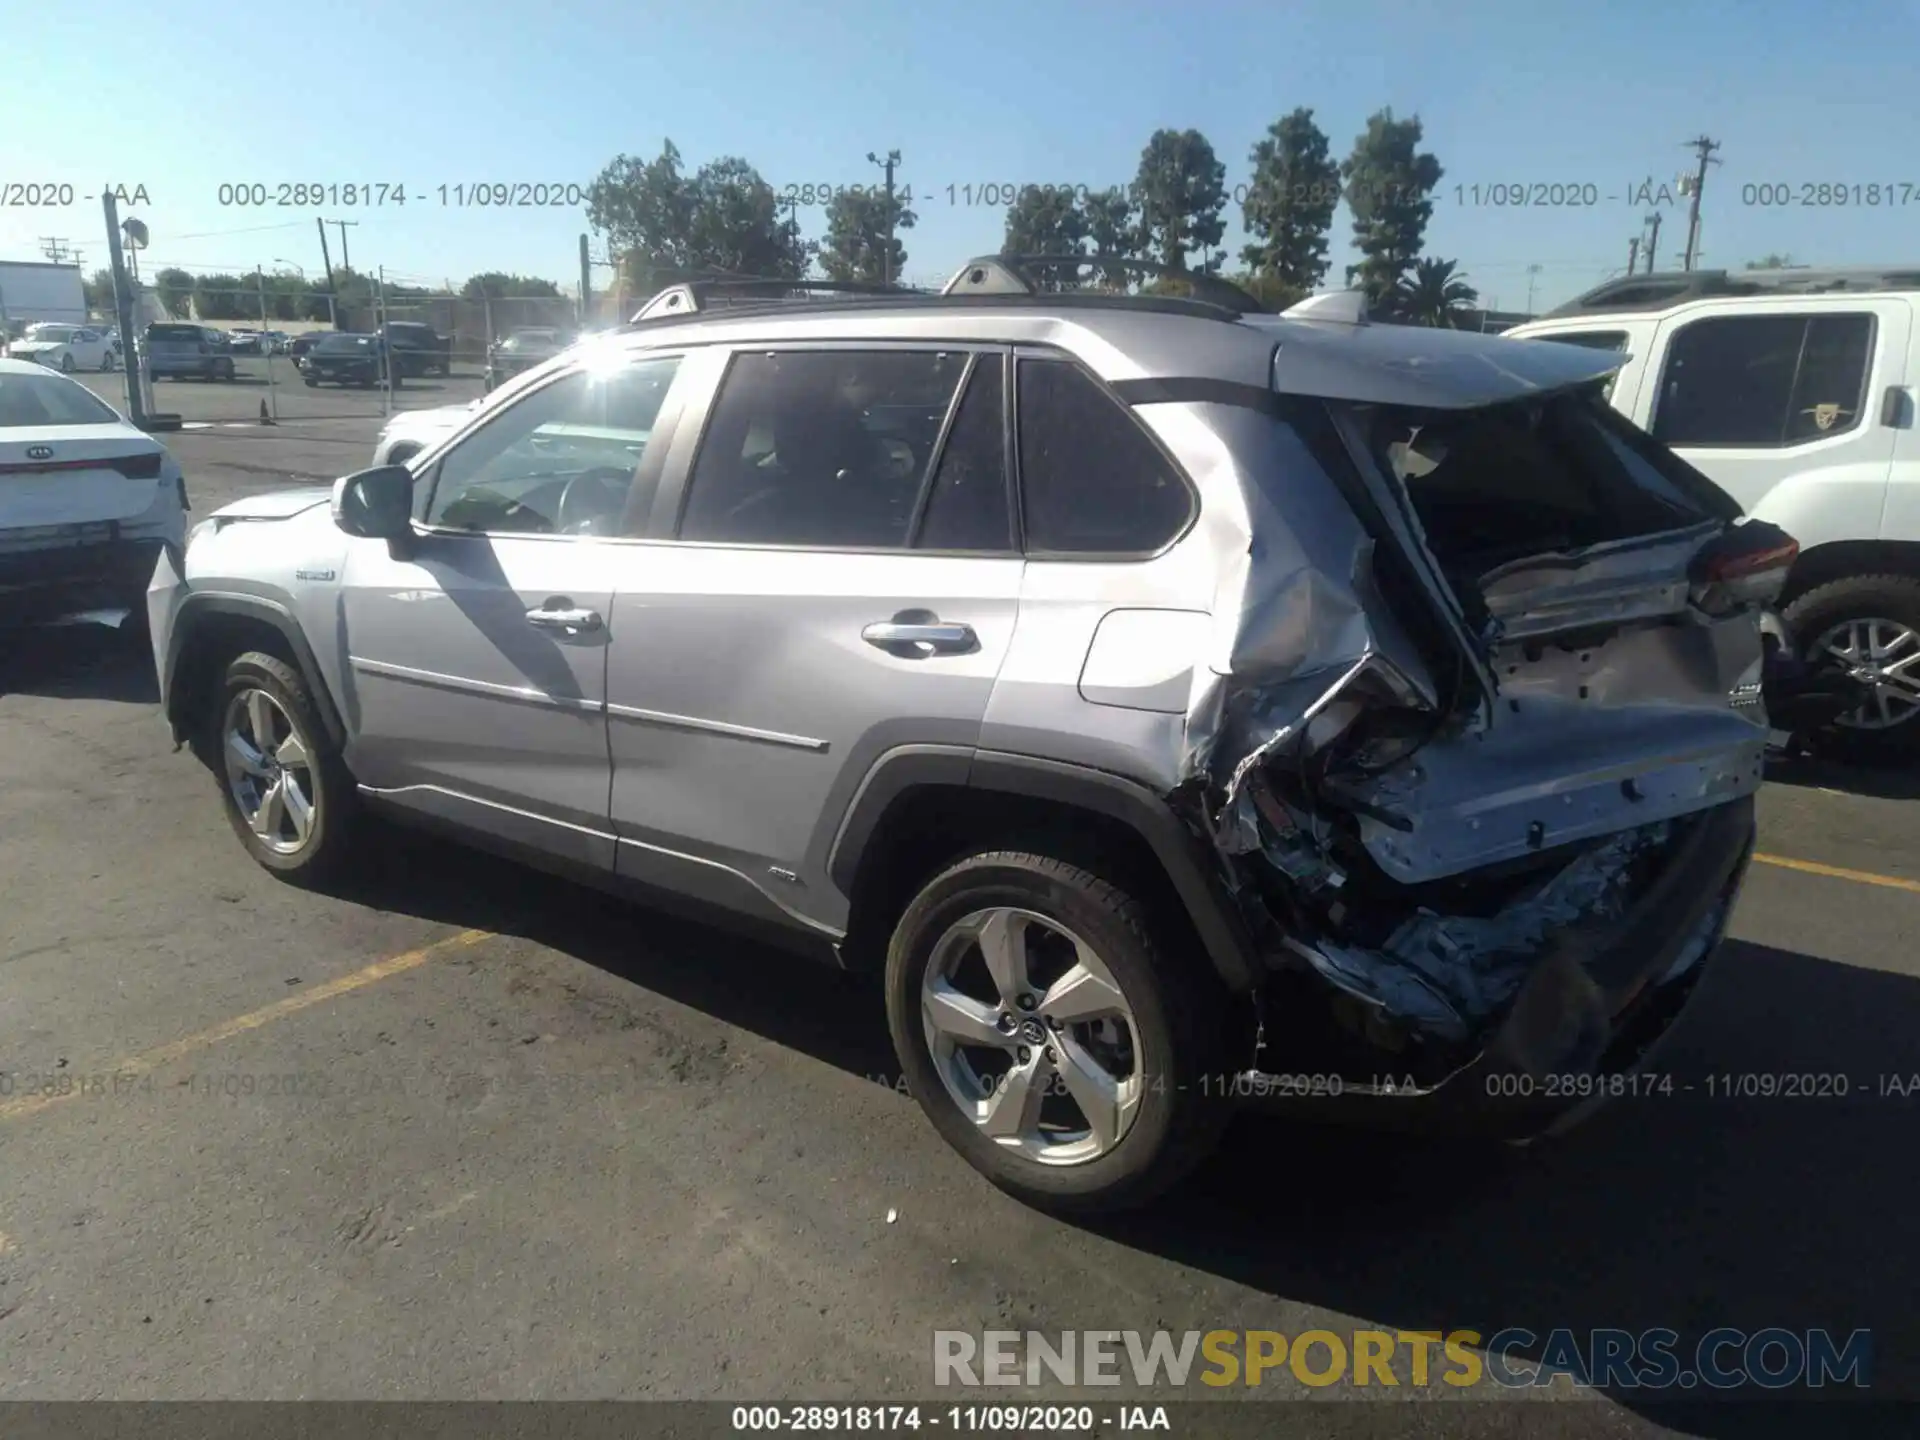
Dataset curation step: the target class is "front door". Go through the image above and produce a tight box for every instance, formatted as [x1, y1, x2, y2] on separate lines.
[605, 344, 1024, 936]
[1647, 299, 1911, 545]
[341, 351, 688, 870]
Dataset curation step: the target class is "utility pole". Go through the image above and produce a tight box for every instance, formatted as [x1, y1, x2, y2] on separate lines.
[866, 148, 901, 287]
[1525, 263, 1543, 316]
[1644, 212, 1664, 272]
[324, 218, 358, 273]
[39, 236, 73, 263]
[1628, 236, 1641, 275]
[101, 189, 147, 429]
[578, 233, 592, 327]
[1679, 135, 1721, 272]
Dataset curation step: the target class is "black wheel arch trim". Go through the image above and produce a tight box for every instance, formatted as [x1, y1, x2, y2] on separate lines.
[165, 591, 346, 749]
[828, 745, 1260, 993]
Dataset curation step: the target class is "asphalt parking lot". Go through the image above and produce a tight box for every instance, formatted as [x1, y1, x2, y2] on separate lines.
[2, 422, 1918, 1435]
[70, 355, 486, 427]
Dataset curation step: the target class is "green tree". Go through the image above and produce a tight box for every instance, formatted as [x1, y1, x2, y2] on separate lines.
[818, 185, 915, 285]
[1394, 257, 1479, 326]
[461, 272, 562, 299]
[1241, 107, 1339, 298]
[1341, 108, 1443, 312]
[683, 157, 813, 279]
[153, 267, 195, 318]
[1746, 252, 1798, 269]
[587, 141, 695, 292]
[1002, 186, 1090, 288]
[1081, 186, 1142, 289]
[83, 268, 117, 315]
[588, 141, 809, 295]
[191, 273, 246, 320]
[1132, 129, 1227, 273]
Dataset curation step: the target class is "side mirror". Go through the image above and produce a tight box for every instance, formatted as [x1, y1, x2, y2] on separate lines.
[333, 464, 417, 557]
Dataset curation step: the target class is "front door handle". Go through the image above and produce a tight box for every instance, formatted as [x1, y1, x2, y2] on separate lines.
[526, 600, 604, 633]
[862, 620, 977, 655]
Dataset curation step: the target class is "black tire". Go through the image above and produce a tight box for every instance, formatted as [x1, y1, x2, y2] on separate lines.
[60, 353, 75, 373]
[304, 377, 319, 387]
[1781, 573, 1920, 765]
[209, 651, 359, 884]
[884, 850, 1229, 1215]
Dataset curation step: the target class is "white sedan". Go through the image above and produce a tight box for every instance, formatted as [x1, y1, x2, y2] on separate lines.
[0, 359, 188, 631]
[9, 323, 118, 373]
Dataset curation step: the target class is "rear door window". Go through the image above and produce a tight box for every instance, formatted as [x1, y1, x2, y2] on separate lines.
[678, 349, 970, 549]
[1652, 312, 1875, 448]
[1016, 358, 1194, 555]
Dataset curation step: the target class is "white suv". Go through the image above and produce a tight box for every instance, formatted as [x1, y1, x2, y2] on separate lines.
[1508, 267, 1920, 761]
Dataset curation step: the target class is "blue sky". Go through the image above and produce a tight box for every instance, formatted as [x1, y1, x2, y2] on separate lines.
[9, 0, 1919, 313]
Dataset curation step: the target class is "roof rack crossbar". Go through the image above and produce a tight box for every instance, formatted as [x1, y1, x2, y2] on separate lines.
[629, 275, 925, 322]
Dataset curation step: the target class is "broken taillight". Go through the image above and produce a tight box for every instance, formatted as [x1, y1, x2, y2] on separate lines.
[1688, 520, 1799, 615]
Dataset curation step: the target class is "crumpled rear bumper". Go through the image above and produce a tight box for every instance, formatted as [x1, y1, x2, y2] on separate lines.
[1233, 795, 1756, 1140]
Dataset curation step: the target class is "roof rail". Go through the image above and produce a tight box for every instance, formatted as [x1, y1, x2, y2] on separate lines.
[1545, 265, 1920, 318]
[628, 275, 925, 323]
[941, 254, 1264, 314]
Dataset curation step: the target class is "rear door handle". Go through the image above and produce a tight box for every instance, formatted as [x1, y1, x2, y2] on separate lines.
[862, 620, 977, 655]
[526, 600, 603, 633]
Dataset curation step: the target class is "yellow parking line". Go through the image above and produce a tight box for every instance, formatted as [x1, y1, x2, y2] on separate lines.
[0, 928, 491, 1125]
[1754, 852, 1920, 895]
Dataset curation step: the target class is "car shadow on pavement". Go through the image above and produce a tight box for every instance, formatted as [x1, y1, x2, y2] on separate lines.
[326, 825, 1916, 1434]
[0, 625, 158, 703]
[1095, 936, 1920, 1432]
[1763, 749, 1920, 802]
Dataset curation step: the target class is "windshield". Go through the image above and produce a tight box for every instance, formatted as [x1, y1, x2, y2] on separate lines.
[25, 325, 77, 342]
[0, 370, 122, 426]
[316, 335, 376, 353]
[147, 324, 203, 342]
[502, 330, 565, 351]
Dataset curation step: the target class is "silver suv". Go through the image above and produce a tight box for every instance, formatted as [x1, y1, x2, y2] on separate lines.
[147, 259, 1786, 1214]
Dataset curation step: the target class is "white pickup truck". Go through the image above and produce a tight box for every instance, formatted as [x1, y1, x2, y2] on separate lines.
[1508, 266, 1920, 763]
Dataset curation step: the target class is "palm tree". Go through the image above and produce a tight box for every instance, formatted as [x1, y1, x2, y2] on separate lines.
[1394, 258, 1479, 327]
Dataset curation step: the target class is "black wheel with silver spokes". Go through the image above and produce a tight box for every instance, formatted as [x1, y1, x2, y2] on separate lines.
[922, 906, 1144, 1166]
[1783, 573, 1920, 763]
[886, 850, 1227, 1215]
[224, 685, 317, 855]
[211, 651, 358, 880]
[1812, 616, 1920, 732]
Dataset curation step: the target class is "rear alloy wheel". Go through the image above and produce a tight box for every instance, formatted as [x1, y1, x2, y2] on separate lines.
[885, 851, 1227, 1215]
[213, 652, 357, 882]
[99, 349, 115, 372]
[1783, 573, 1920, 763]
[217, 358, 235, 381]
[59, 352, 75, 372]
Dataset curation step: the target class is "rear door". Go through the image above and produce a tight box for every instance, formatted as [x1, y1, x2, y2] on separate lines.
[1646, 298, 1909, 546]
[603, 342, 1023, 937]
[340, 350, 689, 871]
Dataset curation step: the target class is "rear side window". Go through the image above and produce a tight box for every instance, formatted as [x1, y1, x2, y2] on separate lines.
[1016, 358, 1193, 554]
[1653, 312, 1875, 448]
[679, 349, 969, 549]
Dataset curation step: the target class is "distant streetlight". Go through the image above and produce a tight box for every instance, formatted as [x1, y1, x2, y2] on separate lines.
[273, 258, 306, 279]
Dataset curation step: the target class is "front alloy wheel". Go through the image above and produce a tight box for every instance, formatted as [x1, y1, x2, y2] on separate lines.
[212, 651, 357, 881]
[224, 686, 317, 855]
